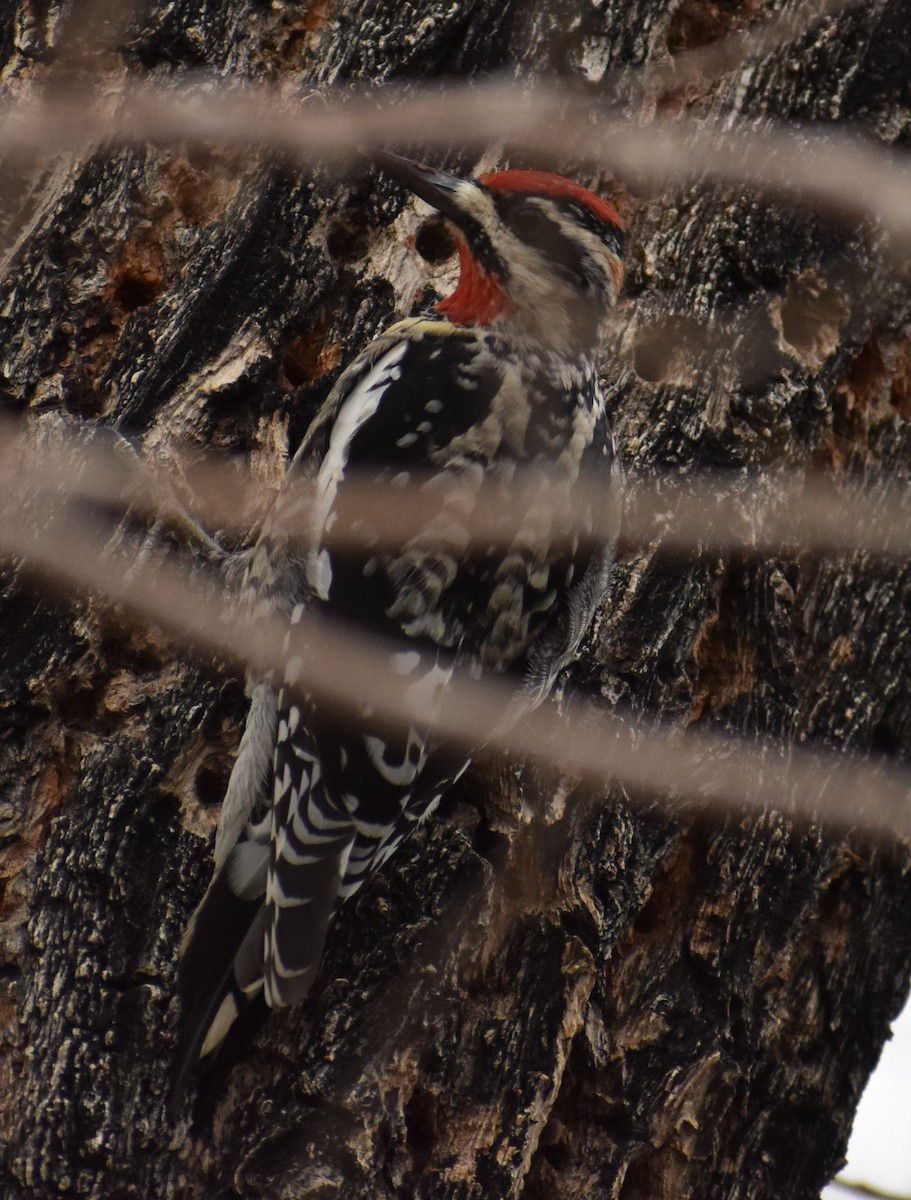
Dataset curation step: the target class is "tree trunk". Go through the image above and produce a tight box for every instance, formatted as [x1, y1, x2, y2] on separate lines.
[1, 1, 910, 1197]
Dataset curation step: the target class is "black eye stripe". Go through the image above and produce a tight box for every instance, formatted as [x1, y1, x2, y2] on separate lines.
[451, 214, 508, 279]
[602, 225, 626, 258]
[449, 190, 624, 293]
[488, 195, 623, 292]
[493, 194, 624, 263]
[554, 199, 626, 258]
[515, 212, 588, 282]
[509, 203, 561, 245]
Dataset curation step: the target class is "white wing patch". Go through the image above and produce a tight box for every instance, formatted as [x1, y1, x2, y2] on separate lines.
[214, 683, 278, 869]
[307, 340, 411, 599]
[227, 839, 270, 900]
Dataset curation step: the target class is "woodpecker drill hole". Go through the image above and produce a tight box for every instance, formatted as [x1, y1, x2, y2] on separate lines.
[772, 270, 850, 372]
[632, 316, 703, 385]
[194, 762, 231, 809]
[414, 217, 455, 264]
[281, 328, 341, 389]
[108, 235, 166, 312]
[325, 216, 369, 263]
[110, 267, 162, 313]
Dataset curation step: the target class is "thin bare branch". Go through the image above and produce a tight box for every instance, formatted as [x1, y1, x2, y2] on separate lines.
[0, 80, 908, 252]
[4, 415, 911, 563]
[1, 472, 909, 847]
[624, 0, 859, 104]
[829, 1179, 911, 1200]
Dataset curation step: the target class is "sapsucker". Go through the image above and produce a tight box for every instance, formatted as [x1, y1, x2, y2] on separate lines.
[173, 153, 625, 1101]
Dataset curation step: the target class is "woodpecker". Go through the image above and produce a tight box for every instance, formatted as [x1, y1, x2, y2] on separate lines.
[173, 153, 625, 1103]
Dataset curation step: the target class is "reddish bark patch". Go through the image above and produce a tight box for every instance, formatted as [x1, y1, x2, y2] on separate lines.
[690, 606, 756, 723]
[300, 0, 333, 31]
[270, 0, 335, 64]
[108, 232, 167, 314]
[667, 0, 761, 53]
[163, 157, 218, 226]
[281, 325, 341, 389]
[843, 332, 911, 421]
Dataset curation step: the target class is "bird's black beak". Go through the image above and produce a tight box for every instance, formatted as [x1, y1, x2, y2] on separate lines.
[370, 151, 471, 227]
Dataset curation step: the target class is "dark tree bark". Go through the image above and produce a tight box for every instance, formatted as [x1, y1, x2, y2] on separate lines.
[1, 1, 910, 1197]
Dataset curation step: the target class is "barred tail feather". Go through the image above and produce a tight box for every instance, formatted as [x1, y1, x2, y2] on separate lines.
[262, 838, 353, 1008]
[170, 866, 262, 1114]
[171, 830, 355, 1115]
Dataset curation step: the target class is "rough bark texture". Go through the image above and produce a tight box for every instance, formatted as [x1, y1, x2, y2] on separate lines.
[1, 1, 910, 1197]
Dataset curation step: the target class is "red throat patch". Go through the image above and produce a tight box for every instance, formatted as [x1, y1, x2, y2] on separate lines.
[435, 234, 513, 327]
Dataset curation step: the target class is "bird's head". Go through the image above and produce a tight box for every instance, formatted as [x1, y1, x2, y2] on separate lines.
[374, 152, 625, 356]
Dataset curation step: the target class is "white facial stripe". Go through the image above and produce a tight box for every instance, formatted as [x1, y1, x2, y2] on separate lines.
[453, 179, 499, 226]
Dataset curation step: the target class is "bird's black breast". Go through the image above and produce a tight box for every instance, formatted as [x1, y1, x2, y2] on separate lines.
[309, 320, 613, 679]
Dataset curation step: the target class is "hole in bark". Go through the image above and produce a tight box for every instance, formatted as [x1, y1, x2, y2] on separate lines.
[219, 676, 247, 715]
[99, 625, 166, 675]
[869, 708, 903, 757]
[539, 1136, 572, 1173]
[281, 326, 341, 388]
[471, 822, 510, 872]
[666, 0, 757, 53]
[404, 1084, 439, 1167]
[194, 762, 230, 808]
[618, 1150, 659, 1199]
[108, 235, 167, 313]
[58, 679, 105, 726]
[325, 216, 369, 263]
[771, 269, 850, 372]
[415, 216, 455, 264]
[632, 316, 703, 385]
[112, 273, 159, 312]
